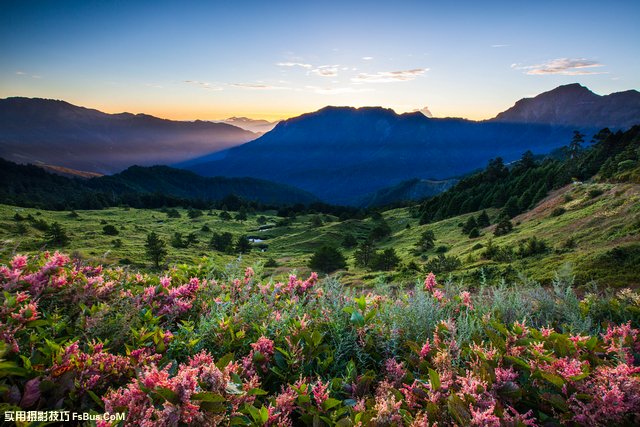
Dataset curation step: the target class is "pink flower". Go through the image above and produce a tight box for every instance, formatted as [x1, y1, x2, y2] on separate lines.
[384, 358, 406, 386]
[419, 340, 431, 360]
[424, 272, 437, 292]
[460, 291, 473, 310]
[470, 404, 500, 427]
[312, 378, 330, 410]
[10, 255, 28, 271]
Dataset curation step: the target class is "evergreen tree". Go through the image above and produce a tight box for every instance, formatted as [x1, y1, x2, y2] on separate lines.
[370, 248, 400, 271]
[308, 246, 347, 273]
[462, 216, 478, 235]
[502, 196, 520, 218]
[354, 240, 375, 268]
[415, 229, 436, 252]
[235, 235, 252, 254]
[45, 222, 70, 246]
[494, 218, 513, 236]
[145, 232, 167, 268]
[476, 210, 490, 227]
[210, 232, 234, 253]
[567, 130, 585, 160]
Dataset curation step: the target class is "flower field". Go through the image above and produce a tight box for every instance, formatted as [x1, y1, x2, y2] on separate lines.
[1, 252, 640, 426]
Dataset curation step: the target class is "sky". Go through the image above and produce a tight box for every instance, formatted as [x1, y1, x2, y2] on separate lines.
[1, 0, 639, 121]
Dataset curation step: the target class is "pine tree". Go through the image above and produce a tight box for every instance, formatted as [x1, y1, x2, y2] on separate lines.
[308, 246, 347, 273]
[145, 232, 167, 268]
[476, 210, 490, 227]
[235, 235, 252, 254]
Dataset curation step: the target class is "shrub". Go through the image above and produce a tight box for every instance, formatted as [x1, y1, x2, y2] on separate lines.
[102, 224, 119, 236]
[309, 246, 347, 273]
[494, 218, 513, 236]
[145, 231, 167, 268]
[550, 207, 566, 217]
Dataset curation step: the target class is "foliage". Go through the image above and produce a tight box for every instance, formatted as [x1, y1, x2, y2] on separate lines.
[145, 232, 167, 268]
[1, 254, 639, 426]
[308, 246, 347, 273]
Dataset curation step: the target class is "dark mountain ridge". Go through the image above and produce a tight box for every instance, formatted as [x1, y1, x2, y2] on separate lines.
[0, 97, 256, 174]
[185, 107, 579, 204]
[0, 158, 318, 209]
[491, 83, 640, 128]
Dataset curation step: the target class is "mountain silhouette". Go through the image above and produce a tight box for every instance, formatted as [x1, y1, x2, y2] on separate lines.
[0, 97, 256, 174]
[491, 83, 640, 128]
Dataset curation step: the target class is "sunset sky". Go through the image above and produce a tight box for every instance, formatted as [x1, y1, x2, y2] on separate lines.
[1, 0, 639, 121]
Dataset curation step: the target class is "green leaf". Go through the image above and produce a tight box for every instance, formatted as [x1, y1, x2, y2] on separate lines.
[153, 387, 179, 404]
[428, 368, 441, 391]
[322, 398, 342, 411]
[88, 390, 104, 408]
[247, 388, 268, 396]
[539, 371, 565, 388]
[350, 311, 365, 327]
[447, 394, 471, 425]
[259, 405, 269, 423]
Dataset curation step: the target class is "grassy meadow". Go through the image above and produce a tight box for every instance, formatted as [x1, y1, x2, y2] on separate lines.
[1, 181, 638, 289]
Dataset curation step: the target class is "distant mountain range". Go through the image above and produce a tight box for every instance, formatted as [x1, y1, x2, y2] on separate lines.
[0, 97, 256, 174]
[184, 84, 640, 204]
[491, 83, 640, 128]
[0, 158, 318, 209]
[2, 84, 639, 206]
[219, 117, 280, 134]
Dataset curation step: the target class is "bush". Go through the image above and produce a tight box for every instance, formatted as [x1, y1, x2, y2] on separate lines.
[308, 246, 347, 273]
[550, 207, 566, 217]
[264, 258, 278, 268]
[45, 222, 69, 246]
[102, 224, 119, 236]
[166, 209, 181, 218]
[369, 248, 400, 271]
[494, 218, 513, 236]
[588, 188, 604, 199]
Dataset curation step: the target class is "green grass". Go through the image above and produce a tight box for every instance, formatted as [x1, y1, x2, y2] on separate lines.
[1, 181, 639, 287]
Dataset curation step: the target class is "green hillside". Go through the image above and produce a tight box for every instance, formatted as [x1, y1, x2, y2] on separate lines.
[2, 179, 638, 287]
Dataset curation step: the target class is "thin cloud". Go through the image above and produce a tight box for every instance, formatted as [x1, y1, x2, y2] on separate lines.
[15, 71, 25, 75]
[513, 58, 606, 75]
[231, 83, 288, 90]
[183, 80, 223, 91]
[491, 44, 510, 48]
[362, 56, 374, 60]
[276, 62, 312, 69]
[311, 65, 339, 77]
[351, 68, 428, 83]
[305, 85, 373, 95]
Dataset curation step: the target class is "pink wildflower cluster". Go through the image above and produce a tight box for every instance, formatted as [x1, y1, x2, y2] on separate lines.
[49, 341, 133, 393]
[241, 336, 275, 377]
[286, 272, 318, 296]
[570, 363, 640, 426]
[0, 291, 39, 352]
[101, 350, 239, 426]
[602, 321, 640, 363]
[136, 277, 201, 319]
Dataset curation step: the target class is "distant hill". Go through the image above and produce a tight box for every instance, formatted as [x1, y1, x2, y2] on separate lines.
[0, 97, 256, 174]
[491, 83, 640, 128]
[357, 178, 458, 208]
[184, 106, 576, 204]
[185, 84, 640, 205]
[0, 158, 318, 209]
[220, 117, 279, 134]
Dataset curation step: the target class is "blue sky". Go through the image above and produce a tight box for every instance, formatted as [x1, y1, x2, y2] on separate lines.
[1, 0, 638, 120]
